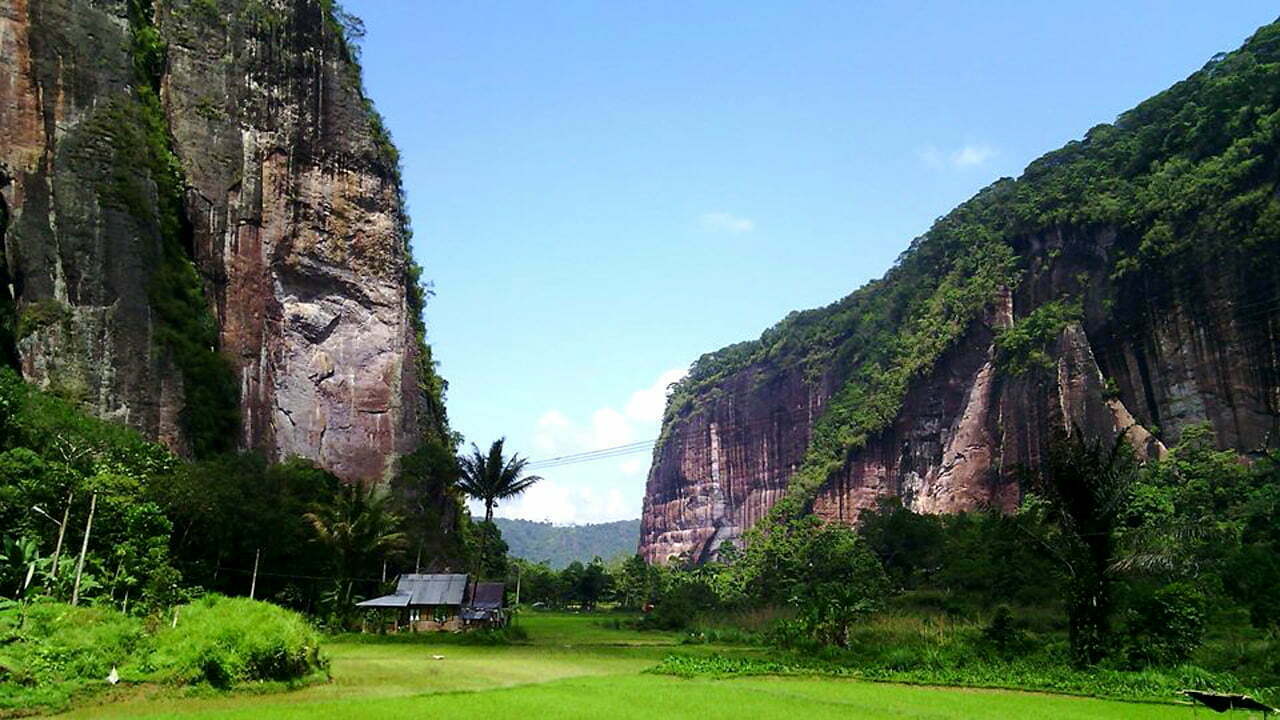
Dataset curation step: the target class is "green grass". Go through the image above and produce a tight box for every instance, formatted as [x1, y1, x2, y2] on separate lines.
[67, 674, 1203, 720]
[41, 612, 1208, 719]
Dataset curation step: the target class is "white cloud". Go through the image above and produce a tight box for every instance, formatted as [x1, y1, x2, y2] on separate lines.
[513, 367, 688, 524]
[699, 211, 755, 233]
[533, 368, 686, 458]
[624, 367, 688, 422]
[532, 410, 573, 454]
[951, 144, 995, 167]
[491, 479, 636, 525]
[917, 143, 996, 169]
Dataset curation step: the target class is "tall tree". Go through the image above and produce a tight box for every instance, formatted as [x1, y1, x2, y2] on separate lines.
[1039, 427, 1140, 667]
[304, 483, 406, 606]
[456, 438, 542, 523]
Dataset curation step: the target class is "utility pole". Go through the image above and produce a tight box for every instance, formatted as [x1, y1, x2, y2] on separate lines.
[70, 492, 96, 607]
[249, 548, 260, 600]
[515, 564, 522, 606]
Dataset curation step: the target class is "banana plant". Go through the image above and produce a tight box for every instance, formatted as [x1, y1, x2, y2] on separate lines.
[0, 536, 40, 598]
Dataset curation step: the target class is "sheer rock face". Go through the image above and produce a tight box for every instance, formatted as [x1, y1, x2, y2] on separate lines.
[640, 225, 1278, 564]
[0, 0, 189, 447]
[0, 0, 423, 480]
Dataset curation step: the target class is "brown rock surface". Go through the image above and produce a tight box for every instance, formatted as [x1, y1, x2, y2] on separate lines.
[641, 222, 1278, 564]
[0, 0, 427, 481]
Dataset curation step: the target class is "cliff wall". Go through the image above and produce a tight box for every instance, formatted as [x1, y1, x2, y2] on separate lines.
[641, 23, 1280, 563]
[0, 0, 433, 480]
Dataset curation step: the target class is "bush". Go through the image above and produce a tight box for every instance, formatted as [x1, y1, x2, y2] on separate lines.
[982, 605, 1029, 657]
[1123, 583, 1207, 667]
[144, 596, 326, 687]
[0, 600, 146, 713]
[0, 601, 144, 683]
[641, 578, 719, 631]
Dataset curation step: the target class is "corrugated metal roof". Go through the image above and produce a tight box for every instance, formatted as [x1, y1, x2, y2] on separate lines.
[468, 582, 505, 609]
[397, 573, 468, 606]
[355, 574, 471, 608]
[356, 592, 411, 608]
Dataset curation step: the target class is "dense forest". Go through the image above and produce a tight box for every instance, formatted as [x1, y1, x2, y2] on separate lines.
[494, 518, 639, 569]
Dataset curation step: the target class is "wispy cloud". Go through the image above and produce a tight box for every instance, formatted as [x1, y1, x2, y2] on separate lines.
[699, 211, 755, 233]
[917, 143, 997, 170]
[532, 368, 687, 458]
[951, 144, 995, 167]
[510, 368, 689, 524]
[494, 480, 628, 525]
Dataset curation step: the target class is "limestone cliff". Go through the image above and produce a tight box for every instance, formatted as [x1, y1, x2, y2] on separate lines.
[0, 0, 440, 480]
[641, 22, 1280, 563]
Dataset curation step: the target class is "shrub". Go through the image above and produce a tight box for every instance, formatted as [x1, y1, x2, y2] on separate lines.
[982, 605, 1029, 657]
[144, 596, 326, 687]
[642, 577, 719, 631]
[1123, 582, 1207, 666]
[0, 600, 146, 713]
[0, 601, 144, 684]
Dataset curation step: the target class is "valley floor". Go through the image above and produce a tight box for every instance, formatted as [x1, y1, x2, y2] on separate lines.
[53, 614, 1196, 719]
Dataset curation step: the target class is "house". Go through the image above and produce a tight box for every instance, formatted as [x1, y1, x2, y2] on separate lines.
[356, 573, 505, 632]
[460, 582, 507, 628]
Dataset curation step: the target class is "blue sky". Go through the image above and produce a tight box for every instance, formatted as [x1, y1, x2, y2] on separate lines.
[345, 1, 1277, 524]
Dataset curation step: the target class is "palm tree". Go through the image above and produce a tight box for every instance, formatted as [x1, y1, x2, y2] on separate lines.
[456, 438, 542, 523]
[304, 484, 406, 605]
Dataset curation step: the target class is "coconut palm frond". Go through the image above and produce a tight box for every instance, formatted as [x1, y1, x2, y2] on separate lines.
[455, 438, 541, 522]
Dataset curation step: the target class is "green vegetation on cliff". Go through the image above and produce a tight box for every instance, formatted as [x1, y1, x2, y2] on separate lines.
[665, 20, 1280, 522]
[633, 426, 1279, 703]
[122, 0, 239, 457]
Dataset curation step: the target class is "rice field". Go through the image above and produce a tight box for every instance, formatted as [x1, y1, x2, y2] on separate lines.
[52, 613, 1198, 719]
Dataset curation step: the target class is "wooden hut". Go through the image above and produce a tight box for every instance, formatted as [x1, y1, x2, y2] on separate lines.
[356, 574, 508, 632]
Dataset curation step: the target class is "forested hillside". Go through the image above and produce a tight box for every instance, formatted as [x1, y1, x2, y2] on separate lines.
[495, 518, 640, 568]
[642, 19, 1280, 565]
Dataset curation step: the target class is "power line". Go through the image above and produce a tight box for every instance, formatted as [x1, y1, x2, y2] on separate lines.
[522, 298, 1280, 472]
[524, 409, 818, 470]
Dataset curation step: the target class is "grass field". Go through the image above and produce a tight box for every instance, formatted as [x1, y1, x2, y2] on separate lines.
[51, 613, 1199, 719]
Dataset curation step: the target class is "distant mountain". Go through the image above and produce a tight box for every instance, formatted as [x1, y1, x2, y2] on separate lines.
[494, 518, 640, 569]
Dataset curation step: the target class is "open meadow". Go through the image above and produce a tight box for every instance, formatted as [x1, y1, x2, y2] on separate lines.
[51, 613, 1200, 720]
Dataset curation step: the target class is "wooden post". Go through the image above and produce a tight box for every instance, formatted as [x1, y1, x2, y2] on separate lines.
[49, 491, 72, 582]
[249, 548, 260, 600]
[110, 560, 123, 601]
[70, 492, 96, 607]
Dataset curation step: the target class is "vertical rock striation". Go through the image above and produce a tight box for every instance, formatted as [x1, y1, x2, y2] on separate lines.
[0, 0, 433, 481]
[158, 0, 425, 479]
[641, 23, 1280, 563]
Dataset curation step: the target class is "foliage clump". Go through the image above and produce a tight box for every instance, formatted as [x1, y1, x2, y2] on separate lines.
[115, 0, 239, 456]
[15, 300, 71, 341]
[993, 300, 1082, 373]
[0, 596, 325, 713]
[144, 595, 326, 687]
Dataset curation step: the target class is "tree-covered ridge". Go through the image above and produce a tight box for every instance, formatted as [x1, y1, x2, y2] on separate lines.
[662, 20, 1280, 519]
[495, 518, 640, 569]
